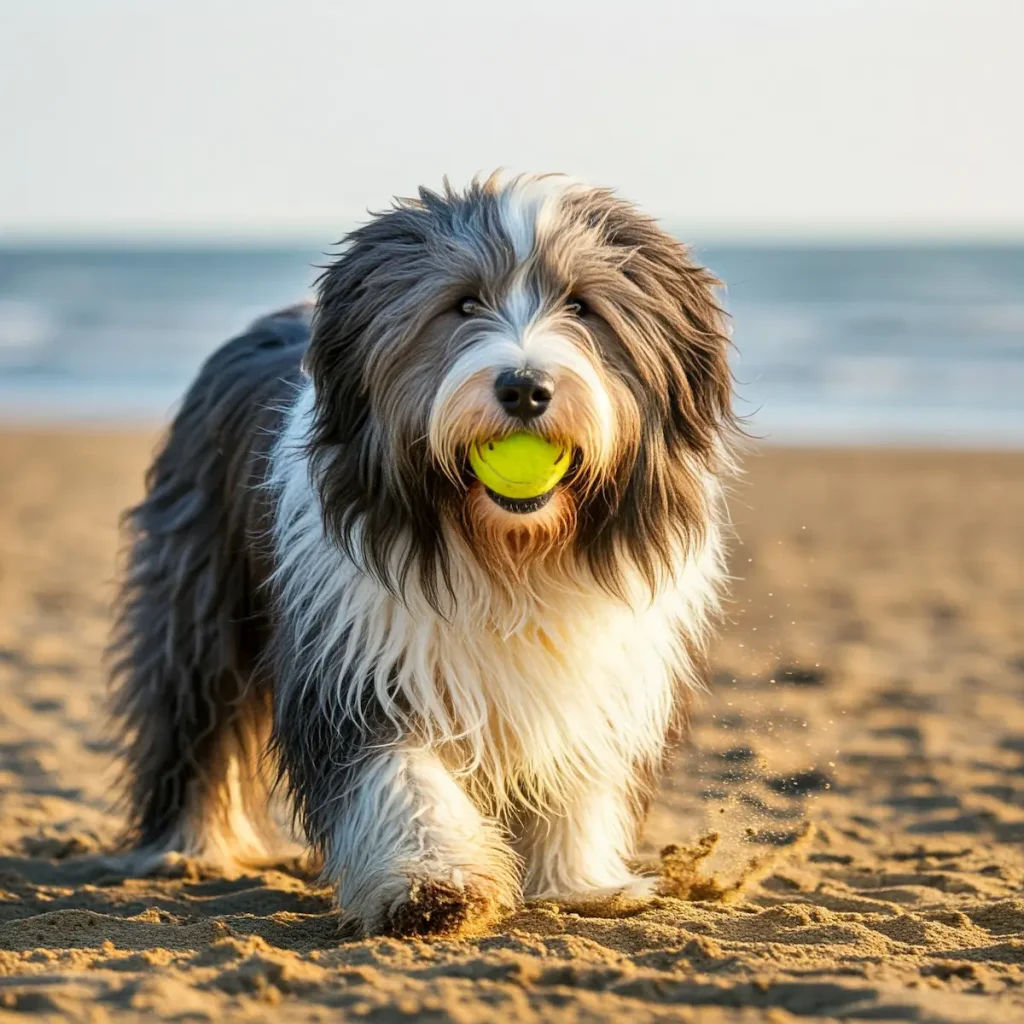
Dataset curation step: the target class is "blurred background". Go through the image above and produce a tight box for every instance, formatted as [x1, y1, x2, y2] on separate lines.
[1, 0, 1022, 443]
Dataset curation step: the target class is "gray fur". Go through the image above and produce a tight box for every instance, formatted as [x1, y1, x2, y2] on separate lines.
[108, 175, 735, 933]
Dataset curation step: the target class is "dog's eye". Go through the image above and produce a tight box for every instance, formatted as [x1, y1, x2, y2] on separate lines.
[457, 297, 483, 317]
[565, 297, 587, 317]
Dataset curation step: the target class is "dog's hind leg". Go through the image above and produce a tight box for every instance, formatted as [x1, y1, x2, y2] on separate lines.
[107, 509, 280, 877]
[106, 363, 296, 876]
[104, 309, 309, 878]
[110, 665, 277, 878]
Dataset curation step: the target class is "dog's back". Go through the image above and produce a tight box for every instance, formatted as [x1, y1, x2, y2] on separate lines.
[108, 303, 310, 871]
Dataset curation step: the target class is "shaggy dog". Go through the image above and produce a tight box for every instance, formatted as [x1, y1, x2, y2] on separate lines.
[109, 173, 735, 937]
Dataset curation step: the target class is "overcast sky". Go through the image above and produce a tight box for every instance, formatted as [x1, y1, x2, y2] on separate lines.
[1, 0, 1022, 240]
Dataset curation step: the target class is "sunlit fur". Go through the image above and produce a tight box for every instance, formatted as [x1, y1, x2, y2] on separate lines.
[108, 173, 736, 937]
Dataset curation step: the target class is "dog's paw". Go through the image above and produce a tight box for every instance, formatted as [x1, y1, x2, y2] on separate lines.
[384, 877, 498, 937]
[352, 874, 512, 938]
[95, 845, 276, 882]
[94, 848, 215, 881]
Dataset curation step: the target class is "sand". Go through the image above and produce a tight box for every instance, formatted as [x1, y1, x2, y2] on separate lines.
[0, 431, 1021, 1023]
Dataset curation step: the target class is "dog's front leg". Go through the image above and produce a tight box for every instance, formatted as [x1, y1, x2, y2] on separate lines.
[518, 777, 657, 902]
[315, 746, 519, 937]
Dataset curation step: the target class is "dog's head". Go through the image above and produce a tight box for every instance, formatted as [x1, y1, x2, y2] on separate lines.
[305, 173, 734, 606]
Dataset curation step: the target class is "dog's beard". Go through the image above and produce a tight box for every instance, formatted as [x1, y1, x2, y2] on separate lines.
[423, 329, 638, 583]
[460, 483, 577, 582]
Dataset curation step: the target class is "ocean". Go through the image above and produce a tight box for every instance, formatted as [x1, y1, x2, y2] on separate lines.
[1, 243, 1022, 445]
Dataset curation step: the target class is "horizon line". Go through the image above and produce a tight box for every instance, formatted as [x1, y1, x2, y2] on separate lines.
[3, 230, 1024, 251]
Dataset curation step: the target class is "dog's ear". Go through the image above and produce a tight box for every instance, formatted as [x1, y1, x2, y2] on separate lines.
[626, 229, 733, 457]
[587, 198, 735, 458]
[570, 197, 737, 593]
[305, 245, 380, 446]
[303, 209, 456, 604]
[305, 205, 431, 444]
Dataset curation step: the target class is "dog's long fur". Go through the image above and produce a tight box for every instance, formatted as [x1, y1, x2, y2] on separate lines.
[109, 173, 735, 936]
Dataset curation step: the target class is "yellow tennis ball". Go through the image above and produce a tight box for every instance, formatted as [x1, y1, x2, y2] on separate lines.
[468, 433, 572, 500]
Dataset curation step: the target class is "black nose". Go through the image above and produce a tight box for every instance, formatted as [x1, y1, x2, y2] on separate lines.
[494, 368, 554, 422]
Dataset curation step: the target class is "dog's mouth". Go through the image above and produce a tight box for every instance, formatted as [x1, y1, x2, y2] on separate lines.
[482, 487, 556, 515]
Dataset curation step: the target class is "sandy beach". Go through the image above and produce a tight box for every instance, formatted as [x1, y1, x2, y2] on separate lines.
[0, 430, 1021, 1022]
